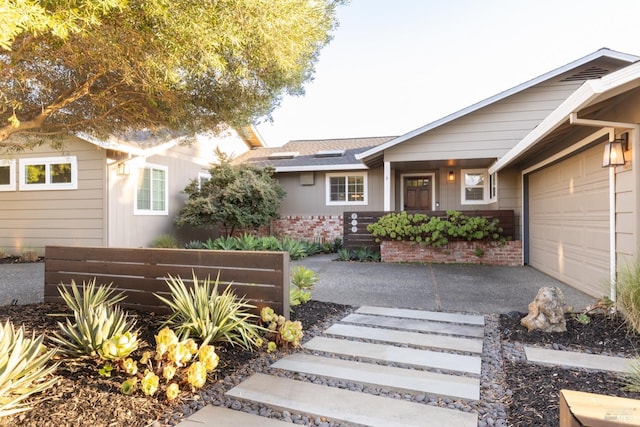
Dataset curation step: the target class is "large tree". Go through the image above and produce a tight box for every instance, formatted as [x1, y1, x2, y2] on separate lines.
[0, 0, 344, 149]
[175, 153, 285, 236]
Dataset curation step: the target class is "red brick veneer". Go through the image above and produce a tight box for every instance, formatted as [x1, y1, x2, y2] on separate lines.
[381, 240, 522, 266]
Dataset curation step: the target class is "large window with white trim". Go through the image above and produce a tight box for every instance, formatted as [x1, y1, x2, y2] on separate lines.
[135, 164, 168, 215]
[326, 172, 367, 205]
[461, 169, 497, 204]
[0, 159, 16, 191]
[19, 156, 77, 190]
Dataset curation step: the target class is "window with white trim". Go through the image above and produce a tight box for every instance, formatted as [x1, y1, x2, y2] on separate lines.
[135, 164, 168, 215]
[0, 159, 16, 191]
[461, 169, 497, 204]
[326, 172, 367, 205]
[19, 156, 77, 190]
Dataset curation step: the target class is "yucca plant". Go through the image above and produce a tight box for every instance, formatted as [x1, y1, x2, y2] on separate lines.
[155, 273, 263, 350]
[0, 321, 59, 417]
[50, 280, 137, 359]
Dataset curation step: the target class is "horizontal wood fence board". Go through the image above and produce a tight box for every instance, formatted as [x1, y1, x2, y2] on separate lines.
[44, 246, 289, 319]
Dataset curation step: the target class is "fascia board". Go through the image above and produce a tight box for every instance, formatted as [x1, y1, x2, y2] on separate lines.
[358, 49, 639, 162]
[275, 164, 368, 173]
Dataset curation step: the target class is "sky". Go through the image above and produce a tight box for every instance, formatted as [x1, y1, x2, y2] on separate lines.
[255, 0, 640, 147]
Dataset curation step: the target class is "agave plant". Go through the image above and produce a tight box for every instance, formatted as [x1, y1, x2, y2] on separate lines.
[235, 233, 259, 251]
[0, 321, 59, 417]
[212, 236, 238, 251]
[281, 237, 307, 260]
[290, 266, 318, 306]
[155, 272, 263, 350]
[50, 280, 137, 359]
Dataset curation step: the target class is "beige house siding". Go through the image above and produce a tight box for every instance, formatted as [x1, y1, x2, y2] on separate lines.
[107, 141, 221, 248]
[0, 137, 106, 255]
[384, 81, 582, 163]
[277, 168, 385, 216]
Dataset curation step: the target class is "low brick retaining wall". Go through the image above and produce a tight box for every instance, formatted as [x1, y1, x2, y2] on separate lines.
[270, 215, 343, 242]
[381, 240, 522, 266]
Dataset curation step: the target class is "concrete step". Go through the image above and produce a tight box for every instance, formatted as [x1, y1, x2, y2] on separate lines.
[271, 353, 480, 401]
[304, 336, 481, 374]
[524, 346, 633, 373]
[326, 323, 483, 354]
[342, 312, 485, 338]
[357, 306, 485, 326]
[175, 405, 292, 426]
[227, 373, 478, 427]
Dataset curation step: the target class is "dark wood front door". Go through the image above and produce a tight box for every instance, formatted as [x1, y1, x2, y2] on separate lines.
[405, 177, 431, 210]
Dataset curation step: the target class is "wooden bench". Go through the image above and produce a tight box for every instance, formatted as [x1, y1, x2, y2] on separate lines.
[560, 389, 640, 426]
[44, 246, 290, 319]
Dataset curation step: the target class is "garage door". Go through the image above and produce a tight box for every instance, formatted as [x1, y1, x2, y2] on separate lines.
[527, 144, 610, 298]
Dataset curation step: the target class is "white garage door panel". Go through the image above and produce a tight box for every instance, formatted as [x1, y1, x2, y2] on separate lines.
[528, 144, 609, 297]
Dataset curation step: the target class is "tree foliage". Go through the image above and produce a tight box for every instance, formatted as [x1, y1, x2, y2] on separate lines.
[175, 153, 285, 236]
[0, 0, 344, 149]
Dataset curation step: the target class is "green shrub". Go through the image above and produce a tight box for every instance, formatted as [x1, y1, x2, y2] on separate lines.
[50, 280, 138, 359]
[0, 321, 59, 417]
[152, 234, 179, 248]
[616, 260, 640, 333]
[155, 273, 263, 350]
[235, 233, 259, 251]
[367, 210, 505, 248]
[184, 240, 204, 249]
[337, 248, 352, 261]
[290, 266, 318, 306]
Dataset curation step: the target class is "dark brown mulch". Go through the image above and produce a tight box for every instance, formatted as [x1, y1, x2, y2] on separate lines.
[0, 300, 351, 427]
[500, 311, 640, 427]
[0, 256, 44, 264]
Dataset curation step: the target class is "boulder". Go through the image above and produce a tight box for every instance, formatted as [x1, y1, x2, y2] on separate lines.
[520, 286, 567, 332]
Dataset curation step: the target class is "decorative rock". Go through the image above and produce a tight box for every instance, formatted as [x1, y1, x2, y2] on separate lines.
[520, 287, 567, 332]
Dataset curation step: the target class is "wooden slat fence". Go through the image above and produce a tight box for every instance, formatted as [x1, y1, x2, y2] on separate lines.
[45, 246, 290, 319]
[343, 210, 515, 251]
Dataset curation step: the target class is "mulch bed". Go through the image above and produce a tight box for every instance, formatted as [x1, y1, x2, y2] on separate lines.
[500, 312, 640, 426]
[0, 300, 350, 427]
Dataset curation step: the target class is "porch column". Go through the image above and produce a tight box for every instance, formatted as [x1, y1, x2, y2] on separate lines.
[384, 161, 391, 211]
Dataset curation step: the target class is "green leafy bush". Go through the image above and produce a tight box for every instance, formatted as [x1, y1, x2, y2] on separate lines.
[50, 280, 138, 359]
[155, 273, 263, 350]
[290, 266, 318, 306]
[0, 321, 59, 417]
[367, 210, 505, 248]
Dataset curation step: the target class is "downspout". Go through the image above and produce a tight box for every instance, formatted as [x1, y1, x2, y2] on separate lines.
[569, 113, 639, 302]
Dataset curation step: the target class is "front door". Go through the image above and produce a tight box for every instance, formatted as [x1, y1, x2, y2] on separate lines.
[405, 177, 431, 210]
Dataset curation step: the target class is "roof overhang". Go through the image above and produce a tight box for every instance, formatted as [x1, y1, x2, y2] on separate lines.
[76, 132, 185, 157]
[489, 60, 640, 174]
[357, 48, 640, 163]
[274, 163, 369, 173]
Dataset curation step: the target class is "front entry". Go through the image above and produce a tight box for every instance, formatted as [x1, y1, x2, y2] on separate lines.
[404, 177, 432, 210]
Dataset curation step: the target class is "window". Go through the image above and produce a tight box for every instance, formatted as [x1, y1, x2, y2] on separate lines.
[197, 172, 211, 190]
[19, 157, 77, 190]
[461, 169, 497, 204]
[326, 172, 367, 205]
[0, 159, 16, 191]
[135, 164, 168, 215]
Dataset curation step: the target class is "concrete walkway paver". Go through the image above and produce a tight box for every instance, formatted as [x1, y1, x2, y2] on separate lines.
[524, 346, 633, 373]
[226, 373, 478, 427]
[175, 405, 292, 426]
[341, 312, 485, 337]
[271, 353, 480, 401]
[356, 305, 485, 325]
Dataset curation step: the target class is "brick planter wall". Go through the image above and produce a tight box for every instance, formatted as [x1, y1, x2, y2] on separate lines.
[381, 240, 522, 266]
[270, 215, 343, 242]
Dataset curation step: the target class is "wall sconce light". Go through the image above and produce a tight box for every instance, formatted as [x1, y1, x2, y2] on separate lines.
[602, 133, 628, 168]
[447, 171, 456, 182]
[117, 162, 130, 176]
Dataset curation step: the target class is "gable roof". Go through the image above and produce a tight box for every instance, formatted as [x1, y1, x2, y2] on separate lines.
[234, 136, 395, 172]
[356, 48, 639, 163]
[489, 59, 640, 174]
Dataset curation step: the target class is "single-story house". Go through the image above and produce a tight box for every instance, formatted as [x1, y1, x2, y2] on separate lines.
[236, 48, 640, 298]
[0, 127, 264, 255]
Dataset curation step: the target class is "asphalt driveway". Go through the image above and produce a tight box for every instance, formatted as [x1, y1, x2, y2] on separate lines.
[1, 256, 597, 314]
[295, 254, 597, 314]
